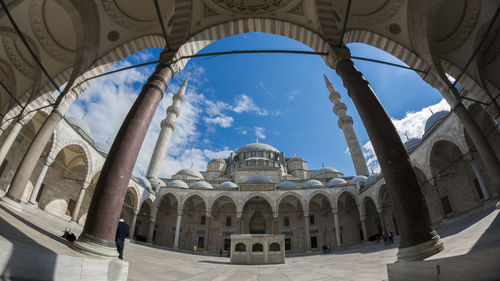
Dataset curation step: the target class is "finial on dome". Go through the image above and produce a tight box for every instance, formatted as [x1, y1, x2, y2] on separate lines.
[323, 73, 335, 90]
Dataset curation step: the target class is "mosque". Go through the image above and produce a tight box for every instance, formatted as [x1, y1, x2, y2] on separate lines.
[0, 0, 499, 279]
[1, 73, 497, 256]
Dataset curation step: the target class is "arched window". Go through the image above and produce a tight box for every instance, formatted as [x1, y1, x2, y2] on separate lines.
[235, 243, 246, 252]
[252, 243, 263, 252]
[269, 243, 280, 251]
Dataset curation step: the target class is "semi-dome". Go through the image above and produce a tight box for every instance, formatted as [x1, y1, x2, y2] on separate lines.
[191, 181, 214, 189]
[167, 179, 188, 189]
[350, 175, 367, 184]
[303, 179, 324, 188]
[176, 168, 204, 180]
[136, 176, 151, 188]
[311, 167, 339, 178]
[218, 181, 238, 189]
[66, 116, 92, 137]
[94, 142, 110, 154]
[404, 138, 422, 151]
[424, 110, 449, 133]
[149, 178, 166, 188]
[288, 155, 304, 162]
[365, 174, 381, 186]
[236, 143, 279, 153]
[327, 178, 347, 187]
[276, 181, 298, 189]
[244, 174, 271, 184]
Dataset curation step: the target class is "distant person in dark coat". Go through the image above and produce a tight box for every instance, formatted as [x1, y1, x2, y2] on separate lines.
[115, 218, 130, 260]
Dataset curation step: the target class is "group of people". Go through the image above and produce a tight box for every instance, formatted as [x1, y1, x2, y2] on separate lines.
[321, 244, 331, 254]
[382, 232, 394, 245]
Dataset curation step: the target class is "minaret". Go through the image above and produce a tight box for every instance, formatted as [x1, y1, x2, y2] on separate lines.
[324, 74, 369, 176]
[146, 75, 189, 179]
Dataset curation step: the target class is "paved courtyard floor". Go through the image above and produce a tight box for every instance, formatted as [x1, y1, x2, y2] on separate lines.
[0, 200, 499, 281]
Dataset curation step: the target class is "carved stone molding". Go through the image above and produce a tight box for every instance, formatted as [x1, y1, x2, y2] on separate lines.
[204, 0, 299, 16]
[325, 47, 351, 69]
[101, 0, 157, 31]
[29, 0, 76, 64]
[2, 37, 34, 79]
[350, 0, 403, 26]
[433, 0, 481, 54]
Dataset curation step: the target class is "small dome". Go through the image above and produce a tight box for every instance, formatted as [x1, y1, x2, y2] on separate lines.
[191, 181, 214, 189]
[244, 174, 271, 184]
[136, 176, 151, 188]
[288, 155, 304, 162]
[236, 143, 279, 153]
[350, 175, 367, 184]
[94, 142, 110, 154]
[218, 181, 238, 189]
[312, 167, 339, 178]
[276, 181, 298, 189]
[303, 179, 324, 188]
[424, 111, 449, 133]
[66, 116, 92, 137]
[149, 178, 166, 188]
[327, 178, 347, 187]
[176, 168, 204, 180]
[404, 138, 422, 151]
[365, 174, 381, 186]
[167, 179, 188, 189]
[210, 158, 226, 164]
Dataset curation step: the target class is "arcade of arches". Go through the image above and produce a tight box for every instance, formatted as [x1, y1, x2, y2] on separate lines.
[0, 1, 499, 280]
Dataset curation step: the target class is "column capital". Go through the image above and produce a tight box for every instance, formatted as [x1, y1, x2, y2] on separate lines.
[272, 212, 279, 219]
[331, 208, 338, 215]
[463, 152, 474, 161]
[377, 208, 384, 214]
[303, 211, 310, 217]
[236, 212, 242, 219]
[326, 47, 351, 69]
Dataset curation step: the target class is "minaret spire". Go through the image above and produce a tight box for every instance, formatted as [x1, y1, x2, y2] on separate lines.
[324, 74, 370, 176]
[146, 75, 190, 179]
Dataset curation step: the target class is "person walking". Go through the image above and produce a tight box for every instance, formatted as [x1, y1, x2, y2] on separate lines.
[383, 232, 388, 246]
[193, 244, 197, 255]
[388, 232, 394, 244]
[115, 218, 130, 260]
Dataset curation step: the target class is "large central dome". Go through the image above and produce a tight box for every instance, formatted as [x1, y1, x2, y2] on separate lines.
[236, 143, 280, 153]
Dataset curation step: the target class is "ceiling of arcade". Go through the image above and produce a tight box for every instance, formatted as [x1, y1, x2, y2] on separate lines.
[0, 0, 498, 118]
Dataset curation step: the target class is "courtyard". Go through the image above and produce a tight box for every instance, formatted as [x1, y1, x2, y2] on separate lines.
[0, 199, 498, 281]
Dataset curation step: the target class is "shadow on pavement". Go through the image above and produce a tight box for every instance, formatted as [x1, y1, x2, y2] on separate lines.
[198, 260, 230, 265]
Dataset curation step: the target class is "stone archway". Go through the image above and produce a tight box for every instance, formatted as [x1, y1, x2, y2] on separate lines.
[430, 140, 482, 217]
[155, 193, 178, 247]
[135, 199, 153, 241]
[180, 194, 207, 250]
[379, 184, 398, 236]
[309, 193, 335, 250]
[210, 195, 237, 253]
[242, 196, 273, 236]
[362, 196, 380, 241]
[337, 191, 362, 246]
[413, 167, 444, 224]
[277, 194, 306, 252]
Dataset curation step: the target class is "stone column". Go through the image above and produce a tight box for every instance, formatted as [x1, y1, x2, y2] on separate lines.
[360, 217, 368, 242]
[71, 181, 90, 222]
[28, 156, 53, 205]
[468, 157, 491, 200]
[332, 208, 341, 247]
[378, 209, 386, 233]
[236, 212, 242, 234]
[73, 61, 174, 258]
[204, 214, 210, 251]
[272, 213, 279, 234]
[129, 210, 138, 239]
[173, 210, 183, 249]
[146, 75, 189, 179]
[304, 212, 311, 251]
[147, 207, 158, 243]
[324, 74, 369, 176]
[2, 90, 77, 205]
[330, 48, 443, 261]
[0, 119, 25, 168]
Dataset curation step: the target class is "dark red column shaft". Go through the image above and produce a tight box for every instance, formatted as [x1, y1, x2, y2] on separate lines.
[82, 63, 173, 242]
[336, 59, 434, 248]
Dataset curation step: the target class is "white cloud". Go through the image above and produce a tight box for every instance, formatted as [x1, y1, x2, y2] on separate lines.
[203, 115, 234, 128]
[255, 126, 266, 140]
[287, 89, 300, 101]
[361, 98, 451, 174]
[67, 56, 236, 178]
[233, 94, 268, 115]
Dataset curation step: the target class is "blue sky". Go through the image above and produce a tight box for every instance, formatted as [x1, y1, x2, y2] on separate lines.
[67, 33, 450, 178]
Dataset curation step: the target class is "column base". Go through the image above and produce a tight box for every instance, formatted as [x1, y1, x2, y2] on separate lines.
[0, 196, 25, 212]
[496, 200, 500, 210]
[73, 233, 119, 259]
[396, 231, 444, 262]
